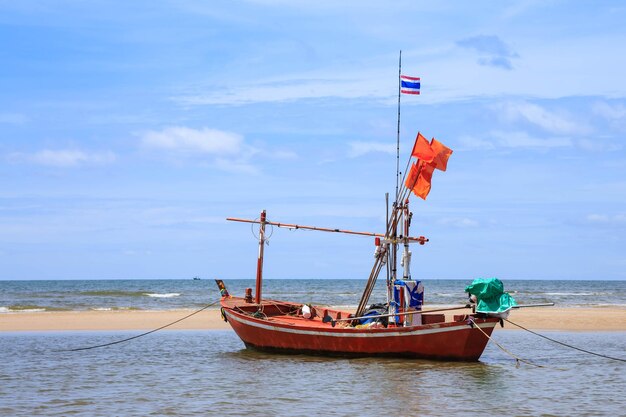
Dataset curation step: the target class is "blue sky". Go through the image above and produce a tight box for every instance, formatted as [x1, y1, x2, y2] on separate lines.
[1, 1, 625, 280]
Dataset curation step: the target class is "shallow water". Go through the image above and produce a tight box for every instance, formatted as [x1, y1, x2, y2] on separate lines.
[1, 330, 624, 416]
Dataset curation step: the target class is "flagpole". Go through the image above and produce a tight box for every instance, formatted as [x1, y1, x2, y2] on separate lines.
[392, 50, 402, 283]
[395, 50, 402, 203]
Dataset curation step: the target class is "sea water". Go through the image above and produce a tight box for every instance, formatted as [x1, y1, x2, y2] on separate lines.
[1, 330, 624, 416]
[1, 279, 625, 416]
[1, 279, 625, 312]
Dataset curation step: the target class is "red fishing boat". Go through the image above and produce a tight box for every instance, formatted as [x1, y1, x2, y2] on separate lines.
[218, 284, 499, 361]
[216, 126, 509, 361]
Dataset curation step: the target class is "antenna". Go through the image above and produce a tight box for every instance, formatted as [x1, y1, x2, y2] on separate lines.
[395, 50, 402, 203]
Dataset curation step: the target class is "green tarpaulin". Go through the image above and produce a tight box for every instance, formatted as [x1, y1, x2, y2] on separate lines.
[465, 278, 517, 314]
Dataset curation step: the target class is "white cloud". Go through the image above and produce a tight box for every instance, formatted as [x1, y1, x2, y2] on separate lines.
[268, 150, 298, 160]
[593, 101, 626, 131]
[139, 126, 297, 174]
[495, 101, 585, 135]
[586, 213, 626, 225]
[171, 33, 626, 108]
[577, 138, 622, 152]
[458, 131, 571, 150]
[140, 126, 243, 154]
[8, 149, 116, 167]
[173, 74, 393, 106]
[348, 141, 396, 157]
[456, 35, 519, 70]
[457, 135, 496, 150]
[490, 130, 572, 149]
[593, 102, 626, 120]
[500, 0, 544, 19]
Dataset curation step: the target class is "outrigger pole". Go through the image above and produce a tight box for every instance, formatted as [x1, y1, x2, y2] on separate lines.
[226, 217, 428, 243]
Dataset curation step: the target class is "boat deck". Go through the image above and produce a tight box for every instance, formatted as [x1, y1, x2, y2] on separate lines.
[221, 296, 348, 326]
[265, 314, 330, 327]
[221, 296, 463, 329]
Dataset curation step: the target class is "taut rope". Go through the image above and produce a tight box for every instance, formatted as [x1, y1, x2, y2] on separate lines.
[60, 299, 221, 352]
[504, 318, 626, 363]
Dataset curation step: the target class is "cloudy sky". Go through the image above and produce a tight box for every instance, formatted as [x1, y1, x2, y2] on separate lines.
[1, 1, 625, 280]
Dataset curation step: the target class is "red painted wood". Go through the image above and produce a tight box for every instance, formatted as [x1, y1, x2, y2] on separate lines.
[254, 210, 266, 304]
[221, 297, 498, 361]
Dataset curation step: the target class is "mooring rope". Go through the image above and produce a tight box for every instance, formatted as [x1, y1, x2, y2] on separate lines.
[469, 318, 549, 369]
[504, 318, 626, 363]
[60, 299, 221, 352]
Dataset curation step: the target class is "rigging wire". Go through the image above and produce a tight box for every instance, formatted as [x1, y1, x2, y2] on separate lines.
[468, 318, 552, 369]
[59, 299, 221, 352]
[504, 318, 626, 363]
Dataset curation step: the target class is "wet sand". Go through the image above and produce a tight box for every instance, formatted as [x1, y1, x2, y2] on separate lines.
[1, 307, 625, 332]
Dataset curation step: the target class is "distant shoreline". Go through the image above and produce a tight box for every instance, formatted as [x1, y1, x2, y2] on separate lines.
[1, 307, 624, 332]
[0, 277, 626, 284]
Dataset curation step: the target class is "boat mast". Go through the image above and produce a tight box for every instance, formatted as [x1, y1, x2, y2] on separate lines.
[255, 210, 267, 304]
[385, 192, 391, 305]
[392, 50, 402, 284]
[402, 200, 412, 280]
[395, 51, 402, 207]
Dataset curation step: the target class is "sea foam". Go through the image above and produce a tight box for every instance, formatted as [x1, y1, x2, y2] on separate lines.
[144, 293, 181, 298]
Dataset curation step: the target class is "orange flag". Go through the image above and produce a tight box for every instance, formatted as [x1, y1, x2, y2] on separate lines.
[413, 161, 436, 200]
[405, 162, 419, 190]
[429, 138, 453, 171]
[411, 132, 435, 162]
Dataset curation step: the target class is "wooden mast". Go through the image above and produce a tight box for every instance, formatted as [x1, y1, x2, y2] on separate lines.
[255, 210, 267, 304]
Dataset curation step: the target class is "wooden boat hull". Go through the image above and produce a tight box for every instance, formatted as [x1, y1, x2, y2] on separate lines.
[221, 298, 498, 361]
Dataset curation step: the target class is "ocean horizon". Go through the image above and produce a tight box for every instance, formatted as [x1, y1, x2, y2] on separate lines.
[2, 278, 625, 313]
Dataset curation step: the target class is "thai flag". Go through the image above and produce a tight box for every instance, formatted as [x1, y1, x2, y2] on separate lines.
[401, 75, 420, 95]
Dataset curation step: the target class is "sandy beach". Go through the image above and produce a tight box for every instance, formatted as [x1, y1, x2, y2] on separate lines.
[1, 307, 625, 332]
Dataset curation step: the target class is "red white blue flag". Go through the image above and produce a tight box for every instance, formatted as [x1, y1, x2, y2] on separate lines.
[400, 75, 420, 95]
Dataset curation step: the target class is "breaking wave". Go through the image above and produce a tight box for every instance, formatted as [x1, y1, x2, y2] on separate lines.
[81, 290, 150, 297]
[80, 291, 181, 298]
[144, 293, 181, 298]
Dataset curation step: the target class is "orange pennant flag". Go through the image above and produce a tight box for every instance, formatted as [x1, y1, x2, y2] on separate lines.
[405, 162, 419, 190]
[413, 160, 436, 200]
[411, 132, 435, 163]
[405, 161, 435, 200]
[429, 138, 453, 171]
